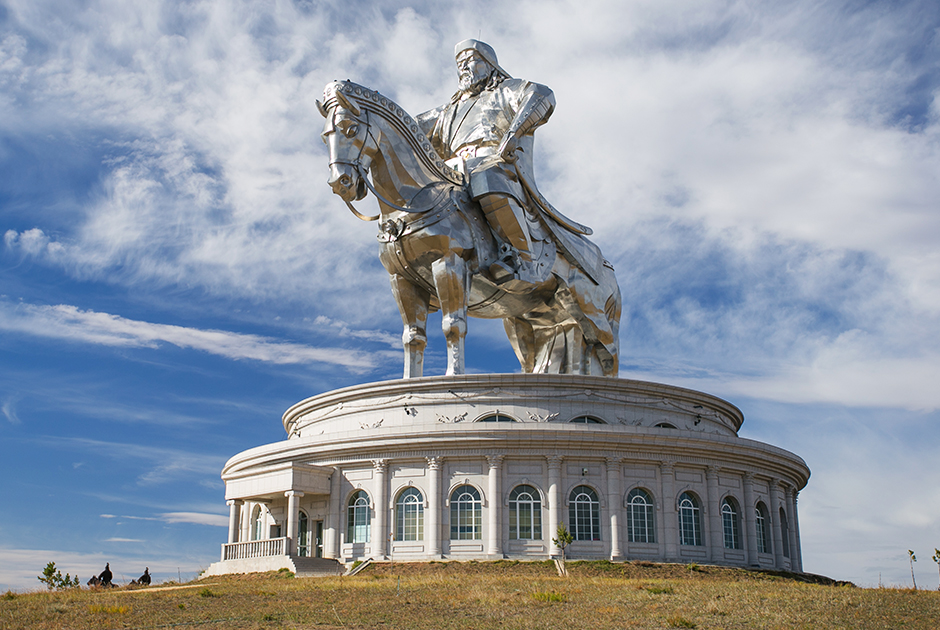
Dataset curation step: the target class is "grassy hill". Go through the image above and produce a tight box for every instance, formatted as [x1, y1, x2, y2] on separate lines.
[3, 560, 938, 629]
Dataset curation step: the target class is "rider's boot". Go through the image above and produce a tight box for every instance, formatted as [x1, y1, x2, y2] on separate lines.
[479, 194, 548, 292]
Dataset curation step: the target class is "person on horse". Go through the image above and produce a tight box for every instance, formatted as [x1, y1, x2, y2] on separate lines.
[417, 39, 575, 293]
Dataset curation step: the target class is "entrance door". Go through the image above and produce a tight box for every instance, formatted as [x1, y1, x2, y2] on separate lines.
[315, 521, 324, 558]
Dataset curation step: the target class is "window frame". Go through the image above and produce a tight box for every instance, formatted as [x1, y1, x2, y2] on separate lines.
[678, 492, 703, 546]
[346, 490, 371, 544]
[449, 484, 482, 540]
[721, 497, 742, 550]
[568, 485, 601, 541]
[509, 485, 542, 541]
[395, 487, 425, 542]
[626, 487, 656, 544]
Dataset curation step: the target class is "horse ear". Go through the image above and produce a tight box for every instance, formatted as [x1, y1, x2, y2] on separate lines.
[316, 99, 328, 118]
[335, 90, 361, 117]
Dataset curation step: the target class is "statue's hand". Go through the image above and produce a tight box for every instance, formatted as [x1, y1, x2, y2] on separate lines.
[498, 135, 520, 163]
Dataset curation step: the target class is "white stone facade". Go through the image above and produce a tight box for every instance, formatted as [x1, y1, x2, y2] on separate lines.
[205, 374, 808, 576]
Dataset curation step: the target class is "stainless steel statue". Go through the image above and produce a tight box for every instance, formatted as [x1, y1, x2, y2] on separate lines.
[320, 39, 621, 378]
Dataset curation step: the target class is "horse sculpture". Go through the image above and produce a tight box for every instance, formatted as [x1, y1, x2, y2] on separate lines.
[319, 80, 621, 378]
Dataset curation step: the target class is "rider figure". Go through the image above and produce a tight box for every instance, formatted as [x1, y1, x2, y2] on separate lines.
[417, 39, 556, 291]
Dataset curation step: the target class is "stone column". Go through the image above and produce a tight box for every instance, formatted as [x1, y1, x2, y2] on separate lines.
[427, 457, 442, 558]
[661, 462, 677, 561]
[786, 486, 800, 572]
[769, 479, 785, 569]
[372, 459, 389, 558]
[742, 473, 759, 566]
[486, 455, 504, 557]
[325, 467, 342, 559]
[285, 491, 304, 555]
[240, 502, 251, 542]
[606, 458, 623, 560]
[547, 455, 563, 557]
[227, 500, 242, 545]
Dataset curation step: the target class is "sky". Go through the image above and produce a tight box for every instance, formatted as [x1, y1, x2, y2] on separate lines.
[1, 0, 939, 591]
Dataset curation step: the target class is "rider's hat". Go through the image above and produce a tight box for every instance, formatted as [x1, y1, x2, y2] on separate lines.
[454, 39, 511, 79]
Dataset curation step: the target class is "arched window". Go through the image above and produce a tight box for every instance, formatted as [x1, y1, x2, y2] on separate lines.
[654, 422, 677, 429]
[570, 416, 604, 424]
[251, 504, 264, 541]
[395, 487, 424, 541]
[626, 488, 655, 543]
[755, 502, 770, 554]
[569, 485, 600, 541]
[347, 490, 371, 544]
[780, 507, 790, 558]
[450, 485, 482, 540]
[298, 511, 310, 557]
[509, 485, 542, 540]
[722, 498, 741, 549]
[678, 492, 702, 546]
[478, 413, 516, 422]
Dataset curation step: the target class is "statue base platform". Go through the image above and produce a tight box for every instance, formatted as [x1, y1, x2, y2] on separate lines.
[206, 374, 807, 575]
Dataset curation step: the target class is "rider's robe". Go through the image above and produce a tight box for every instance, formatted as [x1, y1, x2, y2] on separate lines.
[416, 79, 607, 285]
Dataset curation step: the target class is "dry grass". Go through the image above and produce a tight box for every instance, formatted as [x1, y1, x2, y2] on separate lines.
[2, 560, 938, 629]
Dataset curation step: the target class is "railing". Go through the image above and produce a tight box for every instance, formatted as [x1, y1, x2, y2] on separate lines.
[222, 537, 288, 561]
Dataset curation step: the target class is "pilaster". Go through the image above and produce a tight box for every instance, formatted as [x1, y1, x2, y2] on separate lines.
[372, 459, 389, 559]
[742, 473, 759, 566]
[427, 457, 442, 558]
[606, 458, 623, 560]
[661, 461, 677, 561]
[486, 454, 505, 557]
[546, 455, 563, 557]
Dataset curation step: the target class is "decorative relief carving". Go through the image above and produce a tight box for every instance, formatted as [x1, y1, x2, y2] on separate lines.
[436, 412, 467, 424]
[528, 412, 559, 423]
[359, 419, 384, 430]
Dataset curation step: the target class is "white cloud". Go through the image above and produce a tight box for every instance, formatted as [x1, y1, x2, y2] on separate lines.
[159, 512, 228, 527]
[0, 298, 377, 370]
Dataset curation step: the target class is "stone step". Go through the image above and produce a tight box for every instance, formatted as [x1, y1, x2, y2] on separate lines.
[289, 556, 345, 577]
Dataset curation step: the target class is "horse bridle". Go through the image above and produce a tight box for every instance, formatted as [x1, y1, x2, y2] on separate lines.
[327, 106, 447, 220]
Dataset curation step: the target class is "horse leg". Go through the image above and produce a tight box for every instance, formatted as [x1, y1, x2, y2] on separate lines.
[431, 253, 469, 376]
[555, 278, 619, 377]
[502, 317, 536, 373]
[389, 273, 430, 378]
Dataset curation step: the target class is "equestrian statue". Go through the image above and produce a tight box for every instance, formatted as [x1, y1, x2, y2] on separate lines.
[319, 39, 621, 378]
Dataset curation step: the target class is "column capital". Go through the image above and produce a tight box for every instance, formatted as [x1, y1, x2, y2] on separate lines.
[284, 490, 305, 499]
[486, 454, 505, 468]
[743, 471, 756, 483]
[546, 454, 564, 469]
[226, 499, 244, 506]
[706, 465, 721, 477]
[372, 458, 388, 472]
[660, 460, 675, 474]
[605, 457, 622, 471]
[427, 456, 443, 470]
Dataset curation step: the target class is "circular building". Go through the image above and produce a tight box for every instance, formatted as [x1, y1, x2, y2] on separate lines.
[205, 374, 808, 576]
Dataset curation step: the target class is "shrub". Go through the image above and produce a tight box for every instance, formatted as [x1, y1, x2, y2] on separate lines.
[37, 562, 79, 591]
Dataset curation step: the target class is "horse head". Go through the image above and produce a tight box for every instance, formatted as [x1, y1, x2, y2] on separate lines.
[319, 82, 373, 202]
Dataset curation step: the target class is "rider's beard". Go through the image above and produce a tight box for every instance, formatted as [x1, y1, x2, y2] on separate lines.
[459, 68, 491, 96]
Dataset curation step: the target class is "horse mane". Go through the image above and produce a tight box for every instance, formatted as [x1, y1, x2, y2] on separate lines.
[323, 81, 463, 186]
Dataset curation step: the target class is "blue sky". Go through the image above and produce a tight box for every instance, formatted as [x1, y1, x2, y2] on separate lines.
[2, 0, 939, 590]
